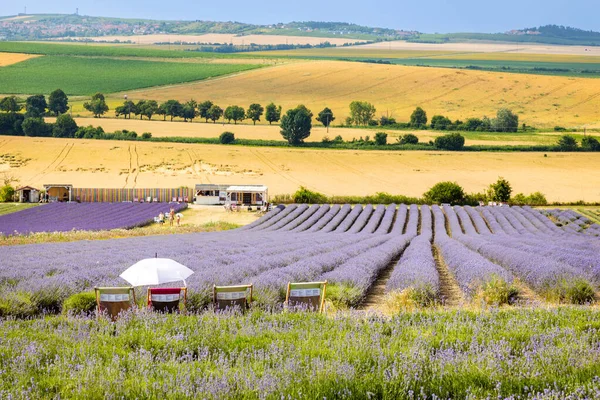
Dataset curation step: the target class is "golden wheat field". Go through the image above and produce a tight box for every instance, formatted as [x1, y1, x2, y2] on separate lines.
[0, 52, 41, 66]
[118, 60, 600, 129]
[2, 136, 599, 202]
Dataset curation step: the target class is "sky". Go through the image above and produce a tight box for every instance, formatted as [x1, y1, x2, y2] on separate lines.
[3, 0, 598, 33]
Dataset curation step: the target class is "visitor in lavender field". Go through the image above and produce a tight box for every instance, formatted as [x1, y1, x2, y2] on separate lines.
[169, 208, 175, 226]
[176, 214, 181, 226]
[158, 212, 165, 224]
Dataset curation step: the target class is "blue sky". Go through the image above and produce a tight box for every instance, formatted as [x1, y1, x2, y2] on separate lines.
[3, 0, 597, 33]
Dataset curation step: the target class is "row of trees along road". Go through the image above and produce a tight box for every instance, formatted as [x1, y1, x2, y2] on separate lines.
[114, 98, 282, 125]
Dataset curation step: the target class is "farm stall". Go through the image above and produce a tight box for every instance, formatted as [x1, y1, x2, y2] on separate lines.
[16, 186, 40, 203]
[43, 184, 73, 202]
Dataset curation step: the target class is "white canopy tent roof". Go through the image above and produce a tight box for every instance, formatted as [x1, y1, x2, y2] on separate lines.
[226, 185, 268, 192]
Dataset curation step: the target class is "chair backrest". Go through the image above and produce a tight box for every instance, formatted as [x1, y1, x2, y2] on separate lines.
[147, 196, 152, 203]
[172, 197, 177, 202]
[95, 287, 135, 321]
[178, 197, 183, 202]
[153, 197, 159, 202]
[286, 281, 327, 313]
[147, 287, 187, 313]
[213, 284, 253, 312]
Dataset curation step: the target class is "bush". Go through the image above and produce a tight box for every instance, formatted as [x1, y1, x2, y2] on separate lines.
[398, 133, 419, 145]
[434, 133, 465, 150]
[0, 292, 37, 318]
[367, 119, 379, 126]
[141, 132, 152, 140]
[62, 292, 97, 314]
[219, 131, 235, 144]
[478, 276, 519, 306]
[430, 115, 452, 130]
[581, 136, 600, 151]
[293, 186, 328, 204]
[410, 107, 427, 127]
[33, 287, 69, 314]
[510, 192, 548, 206]
[374, 132, 387, 145]
[0, 112, 25, 135]
[0, 185, 15, 202]
[557, 135, 578, 151]
[379, 116, 396, 126]
[423, 181, 465, 204]
[554, 126, 567, 132]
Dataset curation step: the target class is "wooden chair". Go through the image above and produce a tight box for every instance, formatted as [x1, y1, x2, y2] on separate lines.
[95, 287, 135, 321]
[213, 284, 253, 312]
[285, 281, 327, 313]
[147, 287, 187, 313]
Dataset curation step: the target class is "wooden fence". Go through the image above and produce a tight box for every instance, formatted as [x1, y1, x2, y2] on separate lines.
[72, 188, 194, 203]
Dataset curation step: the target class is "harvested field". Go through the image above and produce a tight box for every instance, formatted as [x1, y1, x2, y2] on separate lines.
[50, 116, 573, 146]
[2, 136, 600, 202]
[359, 40, 600, 56]
[125, 60, 600, 129]
[61, 33, 366, 46]
[0, 52, 40, 66]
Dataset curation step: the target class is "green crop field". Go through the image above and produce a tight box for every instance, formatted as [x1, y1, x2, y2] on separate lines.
[0, 41, 245, 59]
[0, 55, 262, 95]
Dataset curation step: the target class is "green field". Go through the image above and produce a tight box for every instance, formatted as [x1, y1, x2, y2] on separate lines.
[0, 308, 599, 398]
[0, 55, 262, 95]
[0, 41, 245, 59]
[0, 203, 38, 215]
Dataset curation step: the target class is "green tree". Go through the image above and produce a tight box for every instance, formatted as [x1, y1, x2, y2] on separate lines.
[52, 114, 78, 138]
[48, 89, 69, 116]
[265, 103, 282, 125]
[430, 115, 452, 130]
[182, 100, 198, 122]
[280, 105, 313, 145]
[115, 100, 135, 119]
[316, 107, 335, 127]
[434, 133, 465, 150]
[157, 103, 168, 121]
[488, 177, 512, 202]
[198, 100, 214, 122]
[139, 100, 159, 120]
[374, 132, 387, 145]
[208, 104, 223, 123]
[581, 136, 600, 151]
[492, 108, 519, 132]
[163, 100, 183, 122]
[219, 131, 235, 144]
[423, 181, 466, 204]
[398, 133, 419, 145]
[349, 101, 376, 125]
[0, 96, 22, 113]
[25, 94, 47, 118]
[410, 107, 427, 127]
[293, 186, 328, 204]
[246, 103, 264, 125]
[224, 105, 245, 124]
[557, 135, 578, 151]
[83, 93, 108, 118]
[22, 117, 53, 137]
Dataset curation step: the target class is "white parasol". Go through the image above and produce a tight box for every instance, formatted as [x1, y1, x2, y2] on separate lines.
[120, 258, 194, 287]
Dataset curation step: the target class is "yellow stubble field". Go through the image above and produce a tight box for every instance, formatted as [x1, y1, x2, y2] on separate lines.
[119, 60, 600, 129]
[1, 136, 599, 202]
[0, 52, 41, 66]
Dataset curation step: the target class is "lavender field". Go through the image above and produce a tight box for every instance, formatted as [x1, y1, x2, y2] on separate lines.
[0, 202, 187, 236]
[1, 203, 599, 314]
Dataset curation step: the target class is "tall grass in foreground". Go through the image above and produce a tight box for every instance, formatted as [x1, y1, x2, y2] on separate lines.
[1, 308, 600, 399]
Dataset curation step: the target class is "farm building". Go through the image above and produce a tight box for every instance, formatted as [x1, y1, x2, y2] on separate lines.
[16, 186, 40, 203]
[195, 184, 268, 206]
[43, 184, 73, 202]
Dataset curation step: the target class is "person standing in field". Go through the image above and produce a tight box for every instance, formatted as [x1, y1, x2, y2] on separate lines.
[176, 213, 181, 226]
[169, 208, 175, 226]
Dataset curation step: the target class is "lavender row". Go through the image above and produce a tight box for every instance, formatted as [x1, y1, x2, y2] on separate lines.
[432, 206, 514, 299]
[386, 206, 439, 298]
[0, 202, 187, 236]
